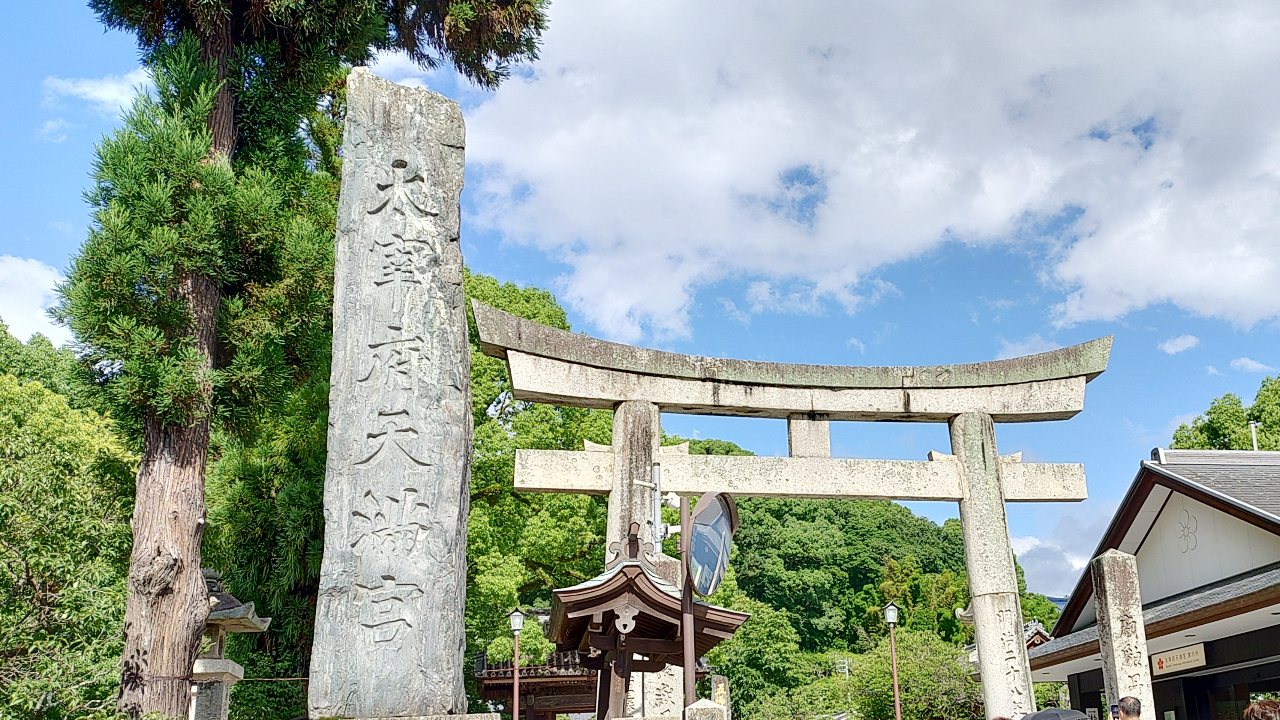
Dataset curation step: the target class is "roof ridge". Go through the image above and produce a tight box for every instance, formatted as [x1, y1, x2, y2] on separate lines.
[1153, 448, 1280, 465]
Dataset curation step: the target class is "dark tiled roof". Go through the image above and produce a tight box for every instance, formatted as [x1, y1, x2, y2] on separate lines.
[1150, 450, 1280, 518]
[1031, 561, 1280, 660]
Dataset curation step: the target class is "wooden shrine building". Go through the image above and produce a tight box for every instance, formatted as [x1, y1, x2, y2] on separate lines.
[548, 525, 748, 720]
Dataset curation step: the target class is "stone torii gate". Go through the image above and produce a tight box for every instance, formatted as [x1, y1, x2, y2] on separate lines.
[473, 301, 1112, 720]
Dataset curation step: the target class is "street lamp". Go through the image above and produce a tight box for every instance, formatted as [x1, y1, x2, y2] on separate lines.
[883, 602, 903, 720]
[508, 608, 525, 720]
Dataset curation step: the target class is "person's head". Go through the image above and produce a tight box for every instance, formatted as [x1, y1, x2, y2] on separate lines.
[1244, 700, 1280, 720]
[1118, 697, 1142, 720]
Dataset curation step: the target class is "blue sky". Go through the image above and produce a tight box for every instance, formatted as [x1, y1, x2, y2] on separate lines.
[2, 1, 1279, 596]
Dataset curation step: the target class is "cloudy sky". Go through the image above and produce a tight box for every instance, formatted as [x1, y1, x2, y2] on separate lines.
[3, 1, 1279, 597]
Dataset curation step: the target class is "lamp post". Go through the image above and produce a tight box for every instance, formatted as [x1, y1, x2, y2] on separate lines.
[508, 608, 525, 720]
[883, 602, 903, 720]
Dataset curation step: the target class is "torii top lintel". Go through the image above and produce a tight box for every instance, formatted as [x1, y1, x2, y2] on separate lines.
[472, 300, 1112, 423]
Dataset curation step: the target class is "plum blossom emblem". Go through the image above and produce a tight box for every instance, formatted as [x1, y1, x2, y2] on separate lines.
[1177, 509, 1198, 553]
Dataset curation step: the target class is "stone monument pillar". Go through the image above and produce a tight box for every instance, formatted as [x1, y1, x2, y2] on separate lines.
[309, 68, 471, 719]
[1092, 550, 1155, 720]
[950, 412, 1035, 719]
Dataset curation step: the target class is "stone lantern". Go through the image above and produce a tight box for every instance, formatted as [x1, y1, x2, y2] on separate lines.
[191, 569, 271, 720]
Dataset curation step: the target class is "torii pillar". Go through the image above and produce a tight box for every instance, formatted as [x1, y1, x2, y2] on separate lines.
[473, 300, 1112, 720]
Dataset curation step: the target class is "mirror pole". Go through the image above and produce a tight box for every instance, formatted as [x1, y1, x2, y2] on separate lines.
[681, 495, 695, 708]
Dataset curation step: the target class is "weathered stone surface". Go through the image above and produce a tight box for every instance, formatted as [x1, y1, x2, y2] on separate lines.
[1092, 550, 1155, 720]
[684, 699, 728, 720]
[516, 449, 1086, 502]
[951, 412, 1035, 719]
[629, 665, 684, 718]
[190, 658, 243, 720]
[787, 414, 831, 457]
[505, 350, 1088, 422]
[364, 714, 499, 720]
[309, 67, 469, 719]
[607, 401, 661, 560]
[710, 675, 732, 720]
[474, 301, 1112, 388]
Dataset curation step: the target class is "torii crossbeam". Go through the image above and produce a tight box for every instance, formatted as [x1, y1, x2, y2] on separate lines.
[473, 300, 1112, 720]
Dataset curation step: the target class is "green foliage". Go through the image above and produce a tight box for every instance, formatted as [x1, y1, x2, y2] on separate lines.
[1021, 592, 1062, 628]
[0, 375, 135, 718]
[751, 673, 858, 720]
[462, 273, 614, 705]
[732, 496, 967, 651]
[1173, 377, 1280, 450]
[0, 323, 97, 412]
[1035, 682, 1066, 711]
[705, 571, 807, 714]
[848, 630, 983, 720]
[484, 618, 554, 665]
[56, 37, 335, 436]
[90, 0, 547, 92]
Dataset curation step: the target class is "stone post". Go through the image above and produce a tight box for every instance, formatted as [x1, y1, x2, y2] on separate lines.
[189, 659, 243, 720]
[608, 401, 685, 719]
[309, 68, 471, 718]
[710, 675, 732, 720]
[1092, 550, 1155, 720]
[608, 401, 661, 558]
[950, 412, 1035, 719]
[787, 413, 831, 458]
[685, 698, 729, 720]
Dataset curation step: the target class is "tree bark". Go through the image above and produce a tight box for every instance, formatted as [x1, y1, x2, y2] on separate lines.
[202, 14, 237, 158]
[117, 275, 221, 720]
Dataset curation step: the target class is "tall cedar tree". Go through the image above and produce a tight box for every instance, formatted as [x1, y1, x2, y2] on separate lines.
[71, 2, 546, 716]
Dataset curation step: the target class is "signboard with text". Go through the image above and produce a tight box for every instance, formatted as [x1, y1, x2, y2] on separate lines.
[1152, 643, 1206, 676]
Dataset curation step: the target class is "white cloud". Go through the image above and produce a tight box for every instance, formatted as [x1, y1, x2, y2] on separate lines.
[1157, 334, 1199, 355]
[995, 334, 1060, 360]
[43, 68, 149, 117]
[36, 118, 72, 143]
[1011, 500, 1117, 596]
[846, 337, 866, 354]
[0, 256, 72, 346]
[460, 1, 1280, 340]
[1230, 356, 1276, 373]
[717, 297, 751, 326]
[1206, 365, 1222, 375]
[370, 53, 440, 90]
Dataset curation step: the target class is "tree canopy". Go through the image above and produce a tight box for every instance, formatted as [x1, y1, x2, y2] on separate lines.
[0, 371, 135, 719]
[1173, 376, 1279, 450]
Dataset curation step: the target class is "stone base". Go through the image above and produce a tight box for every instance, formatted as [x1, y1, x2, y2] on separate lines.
[685, 699, 728, 720]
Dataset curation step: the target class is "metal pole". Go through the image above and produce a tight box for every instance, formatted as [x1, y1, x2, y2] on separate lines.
[513, 630, 521, 720]
[888, 622, 903, 720]
[681, 496, 695, 709]
[1251, 421, 1260, 451]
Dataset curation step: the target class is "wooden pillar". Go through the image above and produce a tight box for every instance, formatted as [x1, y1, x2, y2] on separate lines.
[607, 649, 633, 720]
[595, 659, 613, 720]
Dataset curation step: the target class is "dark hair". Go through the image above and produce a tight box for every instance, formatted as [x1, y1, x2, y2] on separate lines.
[1244, 701, 1280, 720]
[1119, 697, 1142, 718]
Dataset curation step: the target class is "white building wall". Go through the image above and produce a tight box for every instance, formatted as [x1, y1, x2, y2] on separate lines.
[1135, 493, 1280, 602]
